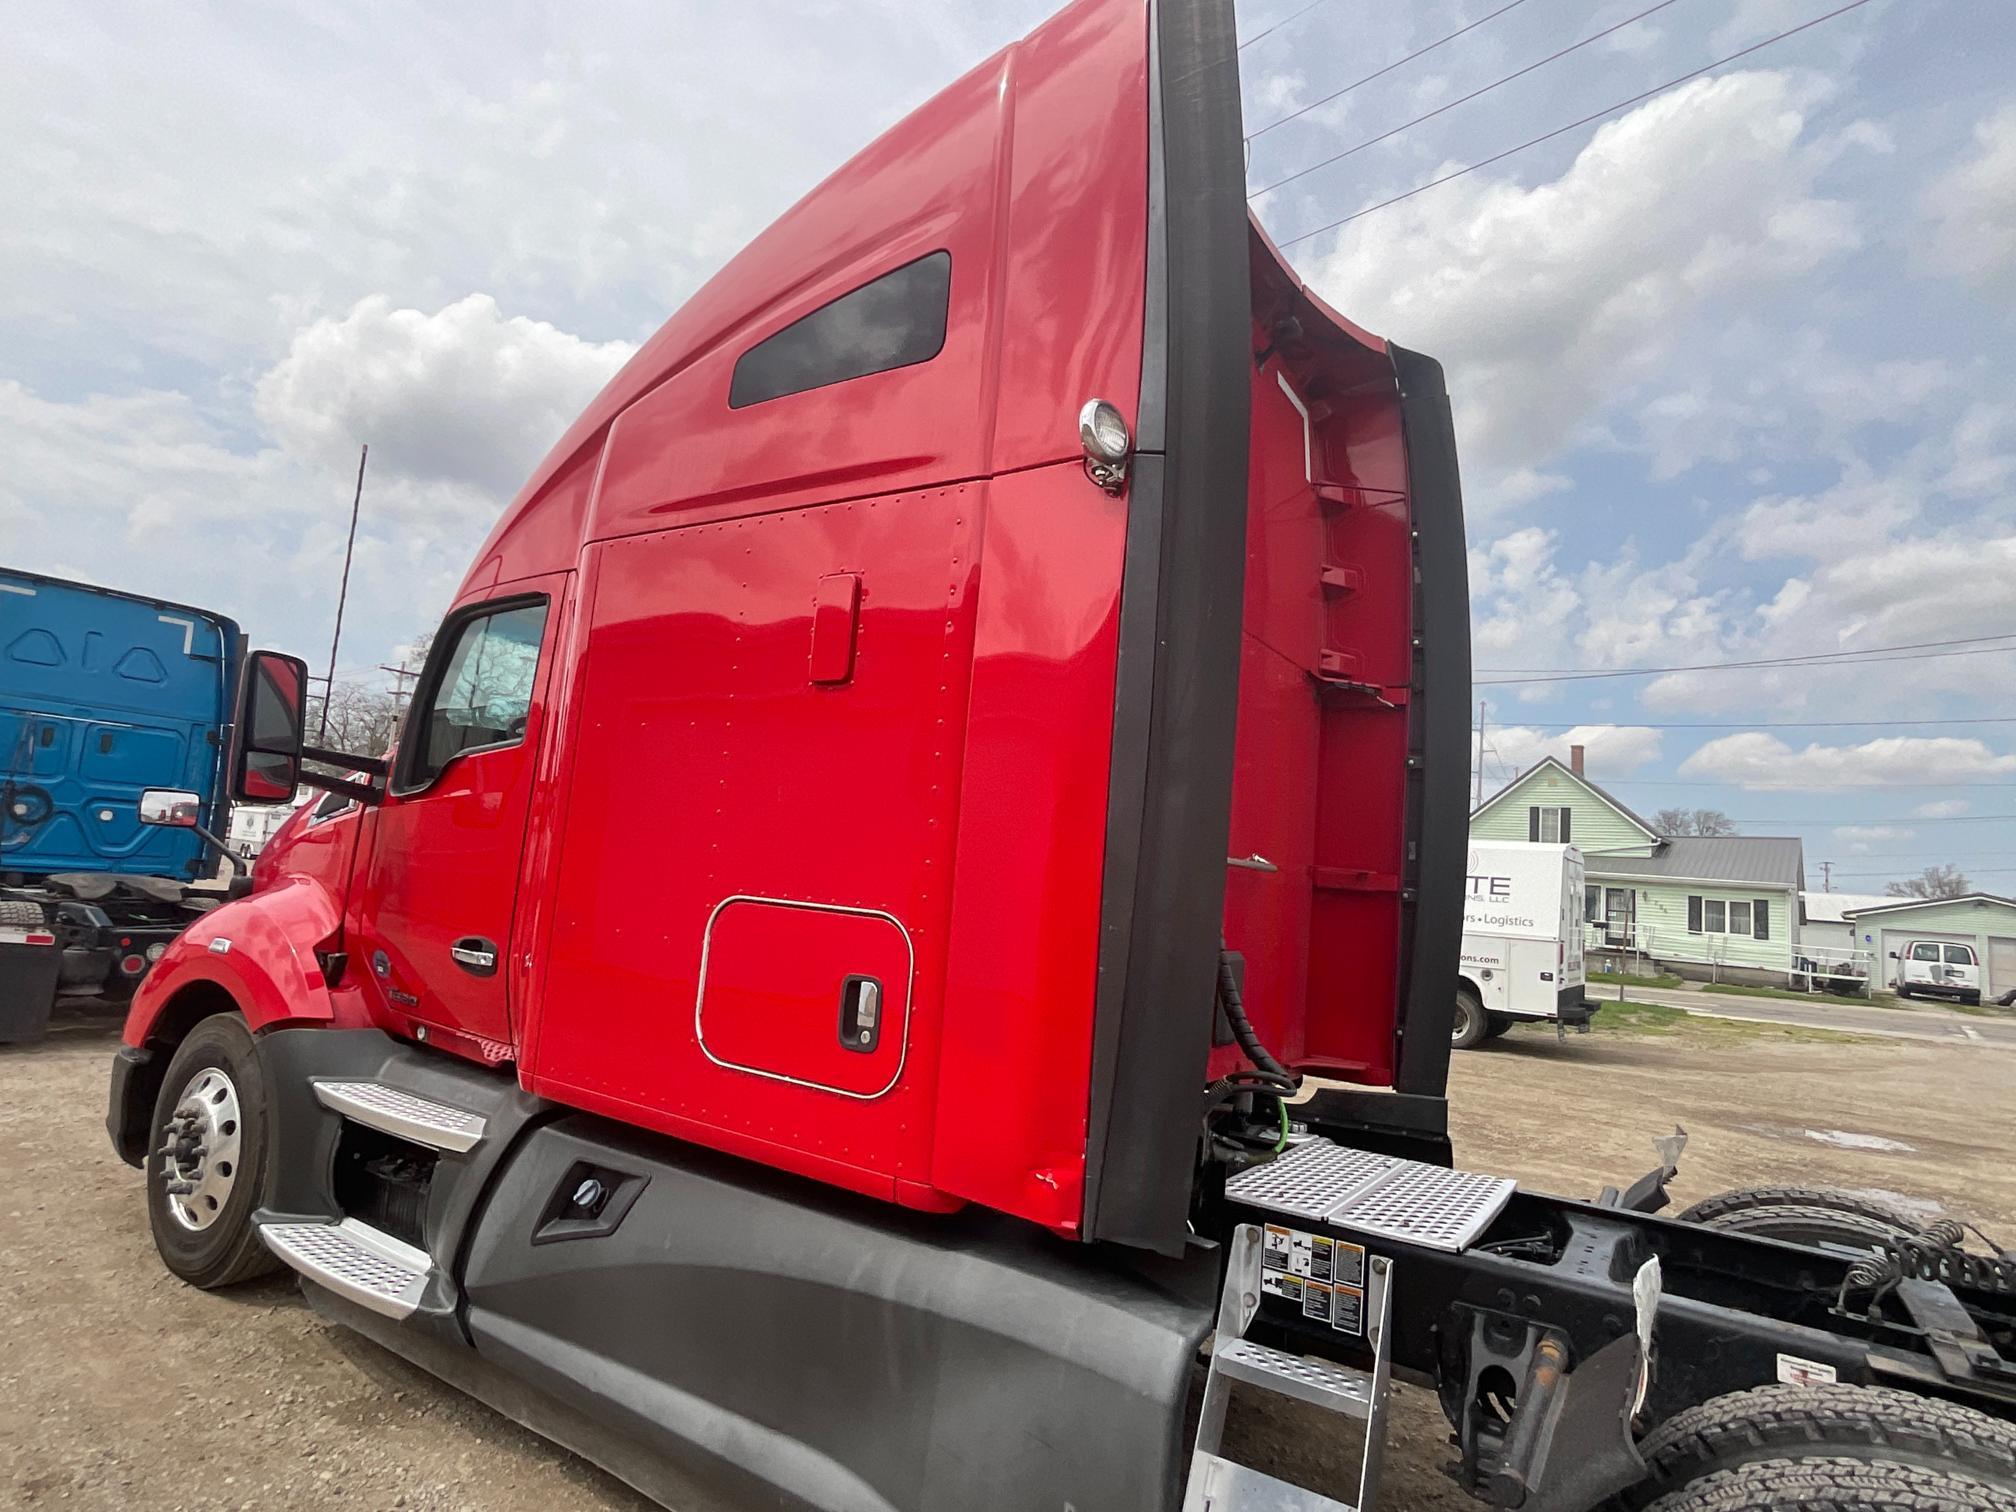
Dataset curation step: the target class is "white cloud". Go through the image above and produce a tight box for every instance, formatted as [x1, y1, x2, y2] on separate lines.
[1833, 824, 1914, 854]
[1477, 724, 1664, 780]
[1921, 107, 2016, 291]
[1912, 799, 1970, 819]
[1303, 72, 1858, 471]
[1678, 734, 2016, 790]
[255, 295, 634, 498]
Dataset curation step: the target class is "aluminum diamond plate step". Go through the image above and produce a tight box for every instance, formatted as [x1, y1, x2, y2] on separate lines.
[259, 1218, 433, 1320]
[315, 1080, 488, 1152]
[1184, 1452, 1358, 1512]
[1213, 1339, 1374, 1417]
[1224, 1138, 1515, 1253]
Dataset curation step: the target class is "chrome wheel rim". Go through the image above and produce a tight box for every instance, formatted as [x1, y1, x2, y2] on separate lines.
[1452, 999, 1476, 1044]
[158, 1066, 243, 1232]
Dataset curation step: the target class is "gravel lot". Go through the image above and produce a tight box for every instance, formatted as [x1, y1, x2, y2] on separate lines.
[4, 1006, 2011, 1510]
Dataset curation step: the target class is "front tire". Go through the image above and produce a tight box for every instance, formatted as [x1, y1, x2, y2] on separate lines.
[1452, 988, 1488, 1050]
[145, 1013, 280, 1288]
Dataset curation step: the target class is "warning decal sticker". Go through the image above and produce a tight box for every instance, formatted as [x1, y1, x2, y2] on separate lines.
[1260, 1224, 1368, 1338]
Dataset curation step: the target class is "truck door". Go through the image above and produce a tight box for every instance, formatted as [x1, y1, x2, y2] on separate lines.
[352, 586, 561, 1058]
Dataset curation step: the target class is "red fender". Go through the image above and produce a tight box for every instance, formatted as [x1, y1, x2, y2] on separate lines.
[122, 876, 350, 1045]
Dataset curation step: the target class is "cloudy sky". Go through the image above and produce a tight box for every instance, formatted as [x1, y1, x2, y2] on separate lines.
[6, 0, 2013, 890]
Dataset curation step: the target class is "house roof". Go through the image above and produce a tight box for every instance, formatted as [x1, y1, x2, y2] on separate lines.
[1801, 891, 1893, 924]
[1470, 755, 1662, 841]
[1842, 892, 2016, 920]
[1588, 836, 1806, 890]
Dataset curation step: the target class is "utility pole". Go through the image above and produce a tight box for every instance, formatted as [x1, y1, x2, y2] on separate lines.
[1820, 860, 1833, 892]
[378, 661, 420, 712]
[1473, 699, 1487, 807]
[318, 443, 369, 742]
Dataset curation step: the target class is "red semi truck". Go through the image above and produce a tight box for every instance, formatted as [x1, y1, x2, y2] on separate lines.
[107, 2, 2016, 1508]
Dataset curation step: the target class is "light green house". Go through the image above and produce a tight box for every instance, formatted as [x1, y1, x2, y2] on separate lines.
[1470, 753, 1807, 985]
[1844, 894, 2016, 999]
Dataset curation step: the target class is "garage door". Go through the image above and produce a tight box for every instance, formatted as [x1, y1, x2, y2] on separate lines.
[1878, 929, 1973, 990]
[1991, 937, 2016, 998]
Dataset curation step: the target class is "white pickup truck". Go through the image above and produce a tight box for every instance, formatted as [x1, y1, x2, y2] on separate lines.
[1455, 841, 1591, 1048]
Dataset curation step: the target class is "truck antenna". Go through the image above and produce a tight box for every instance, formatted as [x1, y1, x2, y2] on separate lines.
[318, 443, 369, 742]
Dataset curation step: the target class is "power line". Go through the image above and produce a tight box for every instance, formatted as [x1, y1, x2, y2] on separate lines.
[1274, 0, 1874, 250]
[1237, 0, 1341, 52]
[1720, 814, 2016, 825]
[1600, 779, 2016, 790]
[1484, 717, 2016, 731]
[1473, 632, 2016, 687]
[1831, 868, 2016, 879]
[1251, 0, 1680, 197]
[1246, 0, 1533, 139]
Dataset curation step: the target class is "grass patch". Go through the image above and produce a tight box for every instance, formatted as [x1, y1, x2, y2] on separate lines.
[1700, 982, 1887, 1009]
[1944, 997, 2016, 1018]
[1588, 969, 1682, 989]
[1595, 998, 1870, 1045]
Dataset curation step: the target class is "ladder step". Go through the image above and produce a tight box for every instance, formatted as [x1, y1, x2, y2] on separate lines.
[1213, 1340, 1375, 1418]
[1183, 1452, 1357, 1512]
[315, 1080, 488, 1152]
[259, 1218, 433, 1320]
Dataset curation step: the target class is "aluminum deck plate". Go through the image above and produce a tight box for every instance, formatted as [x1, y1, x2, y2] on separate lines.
[1224, 1138, 1514, 1253]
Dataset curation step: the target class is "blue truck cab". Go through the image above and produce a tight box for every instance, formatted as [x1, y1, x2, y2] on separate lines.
[1, 568, 246, 1040]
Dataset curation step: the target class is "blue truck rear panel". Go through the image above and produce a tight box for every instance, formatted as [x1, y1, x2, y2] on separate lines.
[1, 569, 242, 881]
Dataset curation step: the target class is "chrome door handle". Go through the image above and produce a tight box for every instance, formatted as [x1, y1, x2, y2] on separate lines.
[450, 937, 500, 977]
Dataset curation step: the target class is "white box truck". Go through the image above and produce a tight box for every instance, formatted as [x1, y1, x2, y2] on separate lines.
[1454, 841, 1590, 1048]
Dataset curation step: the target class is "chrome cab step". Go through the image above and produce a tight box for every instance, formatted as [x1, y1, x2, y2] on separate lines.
[258, 1217, 435, 1320]
[314, 1079, 488, 1152]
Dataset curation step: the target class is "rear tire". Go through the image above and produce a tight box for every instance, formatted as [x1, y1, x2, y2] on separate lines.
[1643, 1457, 2016, 1511]
[1674, 1186, 1924, 1250]
[145, 1013, 281, 1289]
[1630, 1384, 2016, 1508]
[1897, 985, 1914, 999]
[1964, 991, 1982, 1006]
[1485, 1015, 1514, 1040]
[1452, 988, 1487, 1050]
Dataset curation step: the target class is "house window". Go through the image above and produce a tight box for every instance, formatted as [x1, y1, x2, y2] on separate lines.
[1688, 895, 1771, 940]
[729, 250, 952, 408]
[1584, 885, 1600, 923]
[1528, 805, 1572, 844]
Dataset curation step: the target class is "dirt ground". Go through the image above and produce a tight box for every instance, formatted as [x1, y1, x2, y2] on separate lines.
[2, 1007, 2011, 1511]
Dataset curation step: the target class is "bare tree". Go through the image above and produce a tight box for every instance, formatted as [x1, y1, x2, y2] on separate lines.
[1654, 807, 1739, 837]
[1885, 863, 1970, 900]
[307, 682, 404, 759]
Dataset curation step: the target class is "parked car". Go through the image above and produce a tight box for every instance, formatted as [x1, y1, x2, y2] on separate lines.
[1891, 938, 1982, 1005]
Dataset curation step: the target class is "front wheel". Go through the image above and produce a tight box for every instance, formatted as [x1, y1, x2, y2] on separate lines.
[1451, 989, 1488, 1050]
[145, 1013, 280, 1289]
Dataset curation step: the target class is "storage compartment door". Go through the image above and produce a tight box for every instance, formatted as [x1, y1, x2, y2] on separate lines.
[697, 898, 913, 1099]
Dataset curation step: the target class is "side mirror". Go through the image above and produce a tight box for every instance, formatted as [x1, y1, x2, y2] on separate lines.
[138, 788, 203, 827]
[233, 650, 309, 802]
[1887, 950, 1898, 959]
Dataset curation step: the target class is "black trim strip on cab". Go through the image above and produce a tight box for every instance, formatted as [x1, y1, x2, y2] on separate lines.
[1081, 0, 1251, 1255]
[1389, 344, 1472, 1097]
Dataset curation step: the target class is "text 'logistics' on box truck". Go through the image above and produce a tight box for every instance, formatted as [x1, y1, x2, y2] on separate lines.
[1454, 841, 1589, 1048]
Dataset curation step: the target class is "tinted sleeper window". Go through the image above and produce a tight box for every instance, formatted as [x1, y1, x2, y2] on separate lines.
[729, 250, 951, 408]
